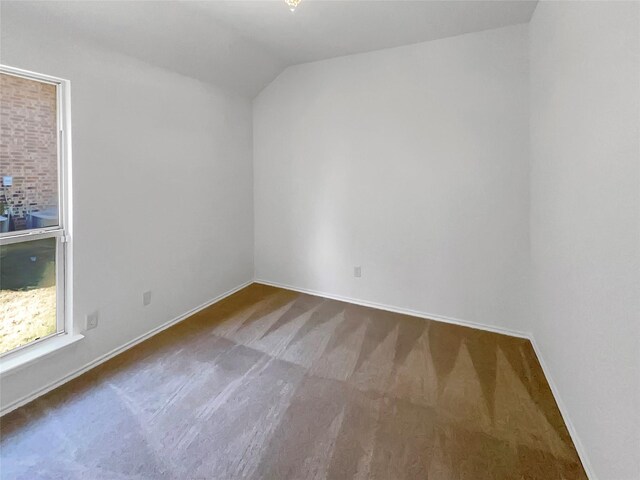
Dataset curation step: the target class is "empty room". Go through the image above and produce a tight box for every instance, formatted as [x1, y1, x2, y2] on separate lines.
[0, 0, 638, 479]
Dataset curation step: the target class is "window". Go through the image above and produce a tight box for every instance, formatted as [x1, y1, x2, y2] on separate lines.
[0, 66, 71, 357]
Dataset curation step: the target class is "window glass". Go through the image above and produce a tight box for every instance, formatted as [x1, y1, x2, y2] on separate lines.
[1, 73, 59, 233]
[0, 69, 66, 356]
[0, 237, 58, 354]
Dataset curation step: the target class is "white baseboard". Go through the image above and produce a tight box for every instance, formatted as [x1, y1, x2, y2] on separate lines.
[0, 279, 253, 417]
[1, 277, 596, 479]
[528, 337, 598, 480]
[255, 279, 530, 339]
[255, 278, 596, 480]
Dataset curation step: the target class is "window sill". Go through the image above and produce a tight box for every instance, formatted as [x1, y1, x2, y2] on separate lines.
[0, 333, 84, 377]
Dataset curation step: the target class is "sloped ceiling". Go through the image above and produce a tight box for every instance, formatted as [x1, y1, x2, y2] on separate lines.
[0, 1, 537, 97]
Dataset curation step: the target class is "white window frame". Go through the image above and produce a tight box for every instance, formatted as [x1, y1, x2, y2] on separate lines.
[0, 65, 80, 375]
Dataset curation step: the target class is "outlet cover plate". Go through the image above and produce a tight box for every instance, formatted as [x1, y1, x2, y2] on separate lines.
[86, 311, 99, 330]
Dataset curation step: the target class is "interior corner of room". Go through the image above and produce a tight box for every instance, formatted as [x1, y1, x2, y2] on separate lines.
[0, 1, 638, 479]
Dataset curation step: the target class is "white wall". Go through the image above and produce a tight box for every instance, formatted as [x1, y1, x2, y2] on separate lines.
[530, 2, 640, 479]
[254, 24, 530, 333]
[3, 5, 638, 476]
[0, 10, 254, 409]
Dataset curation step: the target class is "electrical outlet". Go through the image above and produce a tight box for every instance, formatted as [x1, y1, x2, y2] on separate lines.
[143, 290, 152, 306]
[86, 311, 99, 330]
[354, 266, 362, 278]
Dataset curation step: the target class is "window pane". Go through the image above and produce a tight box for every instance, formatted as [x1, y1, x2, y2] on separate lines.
[0, 73, 59, 233]
[0, 237, 58, 354]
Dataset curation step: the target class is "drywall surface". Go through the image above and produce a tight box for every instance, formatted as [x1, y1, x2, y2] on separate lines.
[254, 24, 530, 333]
[0, 11, 254, 408]
[530, 1, 640, 478]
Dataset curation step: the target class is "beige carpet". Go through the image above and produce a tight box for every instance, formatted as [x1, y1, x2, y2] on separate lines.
[0, 283, 586, 479]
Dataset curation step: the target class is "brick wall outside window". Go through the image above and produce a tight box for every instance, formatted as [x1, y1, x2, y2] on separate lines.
[0, 73, 58, 230]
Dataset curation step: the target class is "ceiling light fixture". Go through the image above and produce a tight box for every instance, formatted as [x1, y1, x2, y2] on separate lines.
[285, 0, 301, 12]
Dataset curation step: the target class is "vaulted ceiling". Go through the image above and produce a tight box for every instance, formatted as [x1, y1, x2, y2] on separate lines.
[1, 1, 538, 97]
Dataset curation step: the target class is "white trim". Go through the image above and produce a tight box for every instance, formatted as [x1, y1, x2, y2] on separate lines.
[0, 334, 84, 377]
[61, 72, 74, 337]
[255, 279, 530, 339]
[254, 278, 596, 480]
[0, 64, 65, 85]
[0, 277, 596, 479]
[528, 337, 598, 480]
[0, 280, 252, 417]
[0, 227, 62, 244]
